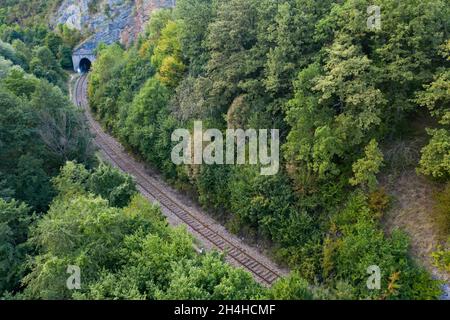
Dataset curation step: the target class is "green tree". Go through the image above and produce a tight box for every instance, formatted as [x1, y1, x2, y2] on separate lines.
[13, 155, 54, 212]
[326, 192, 440, 300]
[175, 0, 215, 76]
[264, 0, 333, 98]
[88, 44, 125, 129]
[122, 78, 171, 167]
[0, 199, 32, 295]
[29, 46, 66, 88]
[418, 129, 450, 179]
[417, 41, 450, 179]
[349, 139, 384, 191]
[58, 45, 73, 69]
[44, 32, 63, 58]
[3, 68, 38, 97]
[88, 163, 137, 208]
[267, 272, 313, 300]
[156, 252, 262, 300]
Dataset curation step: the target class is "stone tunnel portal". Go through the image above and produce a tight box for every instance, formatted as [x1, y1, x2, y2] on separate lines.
[79, 58, 92, 73]
[72, 52, 96, 73]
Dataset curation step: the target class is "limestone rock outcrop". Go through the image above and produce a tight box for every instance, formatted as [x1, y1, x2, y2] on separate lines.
[54, 0, 175, 67]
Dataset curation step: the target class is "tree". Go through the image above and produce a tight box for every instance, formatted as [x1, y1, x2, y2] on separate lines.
[432, 239, 450, 273]
[151, 20, 186, 88]
[58, 45, 73, 69]
[32, 81, 95, 166]
[23, 195, 128, 299]
[196, 164, 231, 210]
[44, 32, 63, 58]
[228, 166, 308, 245]
[327, 192, 440, 300]
[418, 129, 450, 179]
[284, 63, 343, 185]
[51, 161, 90, 198]
[0, 199, 32, 295]
[157, 55, 186, 88]
[29, 46, 66, 88]
[156, 252, 262, 300]
[416, 40, 450, 179]
[264, 0, 333, 98]
[122, 78, 170, 167]
[88, 164, 137, 208]
[349, 139, 384, 191]
[56, 24, 81, 48]
[0, 40, 25, 67]
[87, 44, 125, 128]
[13, 155, 54, 212]
[22, 188, 262, 300]
[267, 272, 313, 300]
[175, 0, 215, 76]
[0, 59, 94, 212]
[313, 33, 385, 144]
[3, 68, 38, 97]
[204, 0, 261, 117]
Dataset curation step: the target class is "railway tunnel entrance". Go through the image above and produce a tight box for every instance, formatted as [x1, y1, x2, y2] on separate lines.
[72, 52, 96, 73]
[79, 58, 92, 73]
[72, 43, 96, 73]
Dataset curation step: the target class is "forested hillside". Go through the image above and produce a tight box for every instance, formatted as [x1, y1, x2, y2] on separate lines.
[0, 0, 449, 301]
[0, 0, 62, 26]
[0, 1, 278, 300]
[0, 6, 97, 295]
[87, 0, 449, 299]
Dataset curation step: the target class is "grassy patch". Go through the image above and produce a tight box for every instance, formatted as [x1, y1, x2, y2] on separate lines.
[434, 183, 450, 238]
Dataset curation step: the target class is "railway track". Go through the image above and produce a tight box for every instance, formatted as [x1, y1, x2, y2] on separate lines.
[73, 74, 285, 286]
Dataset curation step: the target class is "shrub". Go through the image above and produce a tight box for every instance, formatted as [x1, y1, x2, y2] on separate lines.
[267, 272, 313, 300]
[368, 188, 391, 219]
[433, 183, 450, 237]
[432, 241, 450, 273]
[417, 128, 450, 180]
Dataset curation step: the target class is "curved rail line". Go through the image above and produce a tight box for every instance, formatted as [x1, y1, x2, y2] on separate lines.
[74, 74, 284, 286]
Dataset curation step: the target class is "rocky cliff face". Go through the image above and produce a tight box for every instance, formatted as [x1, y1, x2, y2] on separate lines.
[132, 0, 176, 38]
[53, 0, 175, 48]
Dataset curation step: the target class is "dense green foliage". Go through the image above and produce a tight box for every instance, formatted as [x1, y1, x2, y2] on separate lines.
[324, 192, 440, 299]
[416, 40, 450, 271]
[1, 0, 449, 300]
[433, 182, 450, 237]
[0, 51, 94, 212]
[0, 0, 62, 26]
[0, 3, 82, 88]
[417, 41, 450, 180]
[433, 239, 450, 274]
[0, 33, 94, 296]
[3, 161, 313, 300]
[18, 162, 262, 299]
[0, 3, 296, 301]
[0, 199, 32, 294]
[87, 0, 449, 299]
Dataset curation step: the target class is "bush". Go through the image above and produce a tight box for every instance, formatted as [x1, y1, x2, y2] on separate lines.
[432, 240, 450, 273]
[368, 188, 391, 219]
[327, 192, 440, 300]
[267, 272, 313, 300]
[88, 163, 138, 208]
[418, 129, 450, 180]
[433, 183, 450, 237]
[0, 199, 32, 295]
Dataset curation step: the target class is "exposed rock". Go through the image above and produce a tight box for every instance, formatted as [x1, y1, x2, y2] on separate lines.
[132, 0, 176, 39]
[54, 0, 175, 44]
[442, 284, 450, 300]
[55, 0, 176, 71]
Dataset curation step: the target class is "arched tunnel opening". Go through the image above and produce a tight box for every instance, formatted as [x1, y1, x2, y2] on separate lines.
[79, 58, 92, 73]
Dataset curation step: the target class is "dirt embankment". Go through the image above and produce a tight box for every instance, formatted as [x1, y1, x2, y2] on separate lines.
[382, 169, 449, 286]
